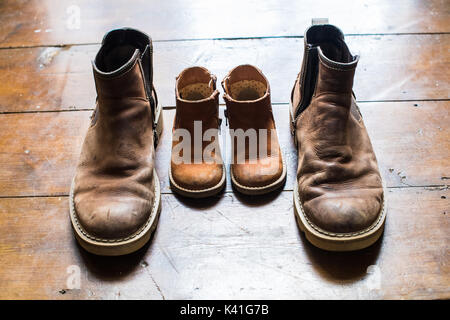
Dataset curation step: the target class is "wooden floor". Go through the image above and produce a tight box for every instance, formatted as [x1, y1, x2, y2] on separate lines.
[0, 0, 449, 300]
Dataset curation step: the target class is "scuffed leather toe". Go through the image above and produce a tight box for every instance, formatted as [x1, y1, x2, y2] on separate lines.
[231, 156, 283, 188]
[171, 163, 223, 191]
[74, 197, 151, 240]
[302, 194, 383, 234]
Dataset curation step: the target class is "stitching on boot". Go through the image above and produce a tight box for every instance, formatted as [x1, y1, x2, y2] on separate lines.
[94, 57, 139, 80]
[169, 164, 226, 193]
[70, 171, 160, 243]
[294, 184, 385, 238]
[230, 157, 287, 190]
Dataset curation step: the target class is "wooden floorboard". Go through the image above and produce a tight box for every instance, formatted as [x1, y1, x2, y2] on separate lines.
[0, 35, 449, 113]
[0, 0, 449, 48]
[0, 101, 448, 198]
[0, 187, 448, 299]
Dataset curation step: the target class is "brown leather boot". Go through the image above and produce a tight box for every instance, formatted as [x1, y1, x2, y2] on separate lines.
[223, 65, 286, 195]
[290, 24, 386, 251]
[169, 67, 225, 198]
[69, 28, 163, 256]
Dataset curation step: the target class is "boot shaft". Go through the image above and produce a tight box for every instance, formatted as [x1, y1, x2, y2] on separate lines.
[174, 66, 220, 133]
[222, 64, 275, 131]
[92, 28, 156, 112]
[291, 24, 358, 122]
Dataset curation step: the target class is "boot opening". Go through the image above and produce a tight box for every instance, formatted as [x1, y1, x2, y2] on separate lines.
[177, 67, 215, 101]
[306, 25, 354, 63]
[229, 80, 266, 101]
[224, 65, 268, 101]
[95, 28, 150, 73]
[97, 45, 137, 72]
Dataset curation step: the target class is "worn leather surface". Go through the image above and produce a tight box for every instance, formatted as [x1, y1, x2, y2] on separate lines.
[291, 25, 384, 234]
[223, 65, 283, 188]
[73, 29, 158, 240]
[171, 67, 224, 191]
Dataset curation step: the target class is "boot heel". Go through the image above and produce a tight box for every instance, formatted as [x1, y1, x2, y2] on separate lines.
[153, 103, 163, 148]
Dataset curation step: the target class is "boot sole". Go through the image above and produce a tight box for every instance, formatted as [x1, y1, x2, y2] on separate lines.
[169, 164, 226, 198]
[69, 102, 164, 256]
[290, 105, 386, 251]
[230, 158, 287, 195]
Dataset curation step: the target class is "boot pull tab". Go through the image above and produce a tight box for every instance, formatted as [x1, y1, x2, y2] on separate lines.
[312, 18, 329, 25]
[209, 74, 217, 90]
